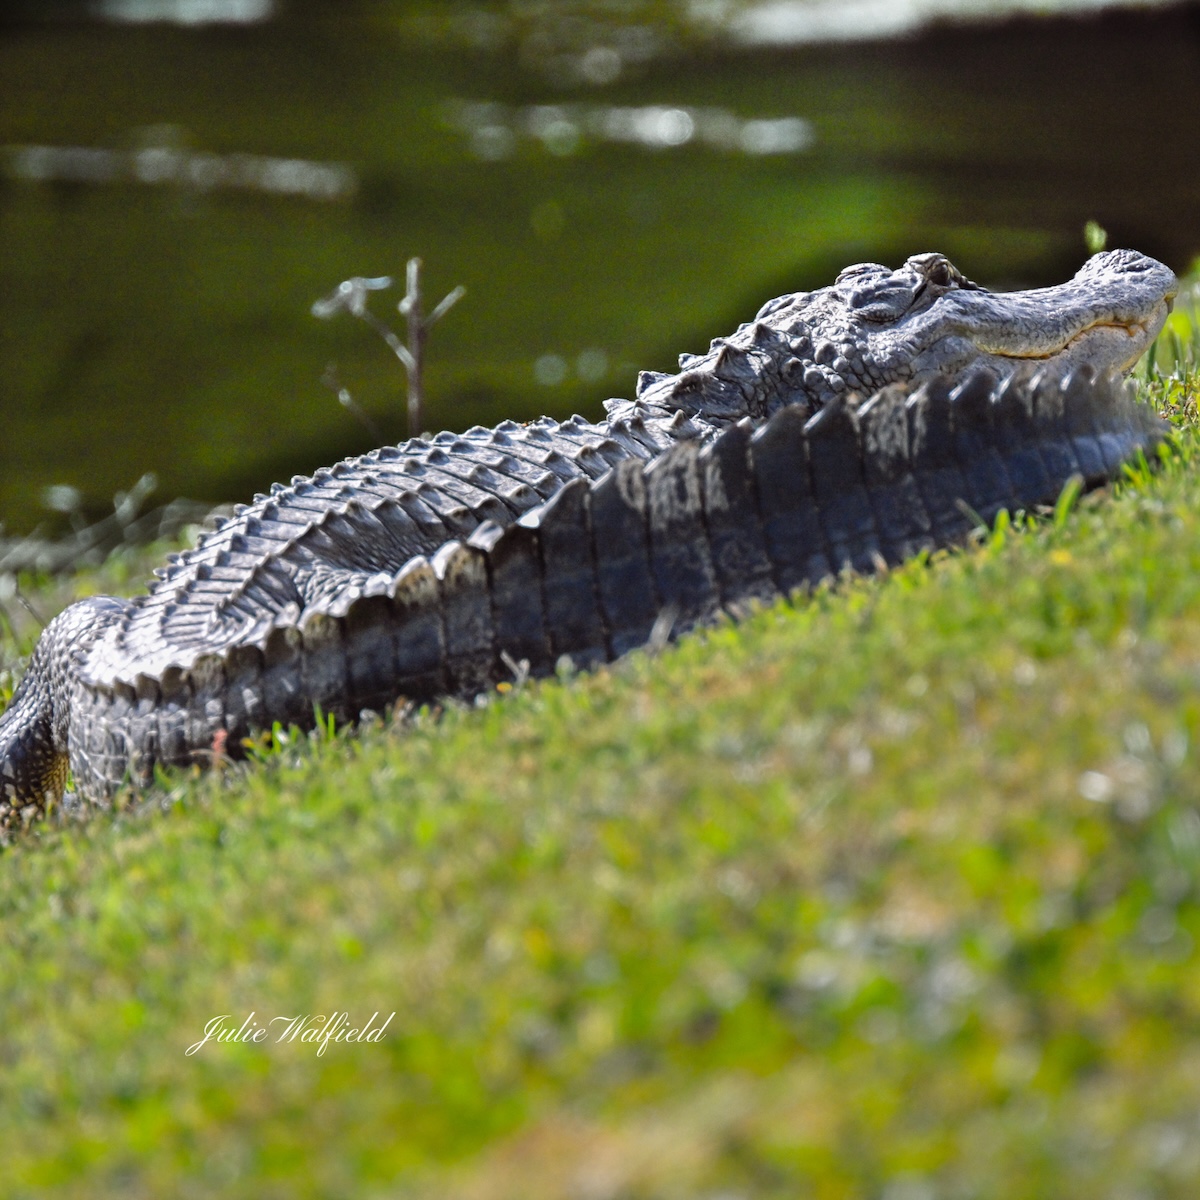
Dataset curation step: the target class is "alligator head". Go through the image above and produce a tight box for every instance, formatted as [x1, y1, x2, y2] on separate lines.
[624, 249, 1178, 423]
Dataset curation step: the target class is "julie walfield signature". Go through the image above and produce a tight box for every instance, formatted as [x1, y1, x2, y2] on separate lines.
[186, 1012, 395, 1057]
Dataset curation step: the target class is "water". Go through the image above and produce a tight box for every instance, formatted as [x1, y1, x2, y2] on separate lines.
[723, 0, 1181, 44]
[1, 1, 1197, 536]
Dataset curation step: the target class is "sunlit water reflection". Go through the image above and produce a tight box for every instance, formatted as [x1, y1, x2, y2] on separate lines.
[95, 0, 273, 24]
[443, 100, 814, 159]
[724, 0, 1178, 44]
[4, 137, 356, 202]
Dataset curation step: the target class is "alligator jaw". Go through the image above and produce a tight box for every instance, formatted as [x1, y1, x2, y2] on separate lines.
[982, 304, 1174, 374]
[908, 252, 1178, 384]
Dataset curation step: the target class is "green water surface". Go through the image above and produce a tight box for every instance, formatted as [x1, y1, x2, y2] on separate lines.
[1, 3, 1197, 533]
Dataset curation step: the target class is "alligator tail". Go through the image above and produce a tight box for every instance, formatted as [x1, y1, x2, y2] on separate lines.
[0, 595, 127, 828]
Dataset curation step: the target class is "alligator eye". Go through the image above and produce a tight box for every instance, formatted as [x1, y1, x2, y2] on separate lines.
[927, 260, 956, 287]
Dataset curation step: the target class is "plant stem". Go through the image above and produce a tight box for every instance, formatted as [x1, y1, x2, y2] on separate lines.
[405, 257, 426, 438]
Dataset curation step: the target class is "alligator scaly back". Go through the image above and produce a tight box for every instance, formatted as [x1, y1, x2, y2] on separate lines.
[0, 250, 1178, 821]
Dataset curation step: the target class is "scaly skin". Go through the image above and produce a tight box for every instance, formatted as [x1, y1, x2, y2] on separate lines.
[0, 250, 1177, 822]
[626, 249, 1176, 422]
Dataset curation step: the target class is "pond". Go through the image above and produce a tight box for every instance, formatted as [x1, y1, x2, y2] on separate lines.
[1, 0, 1198, 536]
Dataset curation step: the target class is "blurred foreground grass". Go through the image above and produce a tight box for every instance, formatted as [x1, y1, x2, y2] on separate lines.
[1, 319, 1200, 1196]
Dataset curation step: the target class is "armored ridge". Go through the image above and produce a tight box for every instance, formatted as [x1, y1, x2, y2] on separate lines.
[60, 366, 1168, 801]
[0, 249, 1178, 819]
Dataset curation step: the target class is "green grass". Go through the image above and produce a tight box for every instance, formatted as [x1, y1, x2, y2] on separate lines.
[3, 331, 1200, 1195]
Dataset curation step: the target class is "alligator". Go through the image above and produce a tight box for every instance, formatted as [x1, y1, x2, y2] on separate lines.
[0, 249, 1177, 823]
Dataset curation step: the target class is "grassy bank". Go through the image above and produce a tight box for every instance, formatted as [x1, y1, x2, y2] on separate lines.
[1, 362, 1200, 1196]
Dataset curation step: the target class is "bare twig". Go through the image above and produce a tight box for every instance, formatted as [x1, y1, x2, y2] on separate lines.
[0, 476, 214, 577]
[13, 586, 46, 630]
[499, 649, 531, 691]
[402, 258, 425, 436]
[321, 363, 383, 442]
[647, 604, 679, 655]
[312, 259, 465, 438]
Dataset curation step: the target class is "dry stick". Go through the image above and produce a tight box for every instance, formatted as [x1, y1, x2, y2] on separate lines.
[13, 585, 46, 631]
[397, 258, 465, 438]
[403, 257, 424, 438]
[321, 363, 383, 443]
[312, 263, 465, 440]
